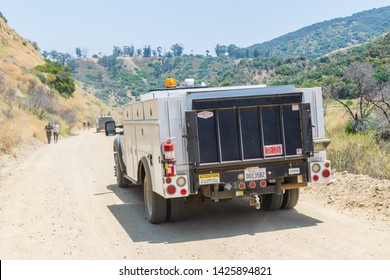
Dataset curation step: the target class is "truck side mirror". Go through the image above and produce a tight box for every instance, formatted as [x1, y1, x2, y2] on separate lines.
[105, 120, 117, 136]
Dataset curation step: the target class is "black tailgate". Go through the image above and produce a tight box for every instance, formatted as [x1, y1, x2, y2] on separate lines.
[186, 91, 313, 169]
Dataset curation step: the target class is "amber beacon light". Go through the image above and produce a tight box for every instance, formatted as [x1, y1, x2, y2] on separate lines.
[165, 78, 177, 88]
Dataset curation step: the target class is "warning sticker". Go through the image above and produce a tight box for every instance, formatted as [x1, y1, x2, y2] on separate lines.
[199, 173, 220, 185]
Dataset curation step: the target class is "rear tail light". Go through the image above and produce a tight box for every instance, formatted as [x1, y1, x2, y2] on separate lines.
[322, 169, 330, 178]
[238, 182, 245, 189]
[310, 161, 331, 182]
[163, 175, 188, 198]
[166, 185, 176, 195]
[260, 180, 267, 188]
[249, 181, 256, 188]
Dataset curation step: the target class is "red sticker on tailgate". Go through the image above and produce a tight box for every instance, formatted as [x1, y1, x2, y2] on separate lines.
[264, 144, 283, 156]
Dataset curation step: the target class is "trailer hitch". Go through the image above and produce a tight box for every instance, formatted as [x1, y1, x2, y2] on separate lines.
[249, 194, 261, 209]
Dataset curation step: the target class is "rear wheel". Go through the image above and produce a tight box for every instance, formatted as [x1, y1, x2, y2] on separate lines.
[116, 163, 130, 188]
[167, 198, 185, 222]
[143, 170, 167, 224]
[261, 193, 283, 211]
[115, 153, 130, 188]
[281, 188, 300, 209]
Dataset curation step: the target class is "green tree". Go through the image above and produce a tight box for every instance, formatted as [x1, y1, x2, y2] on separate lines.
[123, 45, 135, 57]
[57, 52, 72, 65]
[215, 44, 227, 56]
[143, 45, 152, 57]
[171, 43, 184, 57]
[98, 55, 120, 71]
[327, 62, 390, 132]
[75, 47, 82, 59]
[67, 59, 79, 73]
[227, 44, 240, 58]
[157, 47, 162, 57]
[112, 46, 123, 57]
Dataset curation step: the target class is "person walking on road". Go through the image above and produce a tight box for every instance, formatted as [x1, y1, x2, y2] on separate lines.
[53, 122, 60, 143]
[44, 122, 53, 144]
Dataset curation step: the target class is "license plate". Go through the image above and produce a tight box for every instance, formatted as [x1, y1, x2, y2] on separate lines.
[244, 167, 266, 181]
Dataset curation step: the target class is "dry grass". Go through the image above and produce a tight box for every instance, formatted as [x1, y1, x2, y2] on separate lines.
[325, 100, 390, 180]
[0, 115, 22, 154]
[0, 17, 114, 156]
[0, 105, 47, 154]
[327, 134, 390, 179]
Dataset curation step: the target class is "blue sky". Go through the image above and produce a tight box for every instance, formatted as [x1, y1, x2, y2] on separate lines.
[1, 0, 389, 56]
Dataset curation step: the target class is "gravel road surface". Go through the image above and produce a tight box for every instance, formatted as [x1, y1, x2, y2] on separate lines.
[1, 130, 389, 260]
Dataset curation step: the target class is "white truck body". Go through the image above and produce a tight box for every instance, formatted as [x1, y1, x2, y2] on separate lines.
[108, 83, 332, 223]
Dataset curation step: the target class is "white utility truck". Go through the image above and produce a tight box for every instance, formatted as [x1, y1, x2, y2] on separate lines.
[105, 78, 332, 224]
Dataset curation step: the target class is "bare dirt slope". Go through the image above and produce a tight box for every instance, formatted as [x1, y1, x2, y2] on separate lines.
[0, 130, 389, 260]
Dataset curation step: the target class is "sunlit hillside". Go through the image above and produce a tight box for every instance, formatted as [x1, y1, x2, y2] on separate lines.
[0, 17, 111, 155]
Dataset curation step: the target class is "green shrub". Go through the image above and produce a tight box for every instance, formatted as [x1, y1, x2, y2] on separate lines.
[345, 120, 356, 134]
[35, 60, 75, 97]
[345, 118, 375, 134]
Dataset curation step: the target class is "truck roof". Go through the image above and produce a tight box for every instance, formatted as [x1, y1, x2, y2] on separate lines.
[140, 84, 299, 101]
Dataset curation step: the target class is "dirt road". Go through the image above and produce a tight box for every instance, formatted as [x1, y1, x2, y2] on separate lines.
[1, 130, 389, 260]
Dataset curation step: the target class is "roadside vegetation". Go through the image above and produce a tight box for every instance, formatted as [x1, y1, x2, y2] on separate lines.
[0, 16, 111, 155]
[325, 100, 390, 179]
[35, 60, 75, 97]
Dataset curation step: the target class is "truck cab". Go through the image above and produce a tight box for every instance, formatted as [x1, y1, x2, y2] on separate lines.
[96, 116, 114, 133]
[106, 79, 332, 224]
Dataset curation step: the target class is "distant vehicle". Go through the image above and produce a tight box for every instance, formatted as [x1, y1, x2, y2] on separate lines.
[106, 78, 332, 224]
[95, 116, 114, 133]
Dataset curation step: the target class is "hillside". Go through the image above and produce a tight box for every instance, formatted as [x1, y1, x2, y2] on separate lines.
[243, 6, 390, 58]
[72, 30, 390, 107]
[0, 17, 111, 157]
[68, 6, 390, 106]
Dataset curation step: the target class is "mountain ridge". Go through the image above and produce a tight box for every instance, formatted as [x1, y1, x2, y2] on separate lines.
[242, 6, 390, 58]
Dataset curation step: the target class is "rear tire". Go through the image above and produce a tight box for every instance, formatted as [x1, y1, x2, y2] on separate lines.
[281, 188, 300, 209]
[261, 193, 283, 211]
[143, 170, 167, 224]
[116, 163, 130, 188]
[167, 198, 185, 222]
